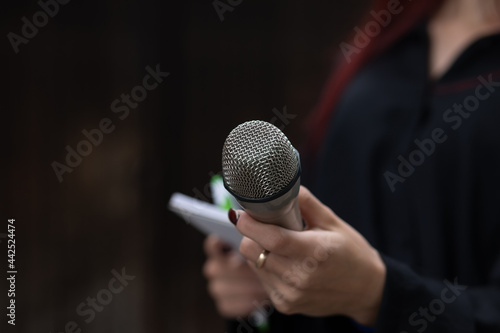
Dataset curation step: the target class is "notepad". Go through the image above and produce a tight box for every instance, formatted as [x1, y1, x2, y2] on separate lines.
[168, 192, 243, 250]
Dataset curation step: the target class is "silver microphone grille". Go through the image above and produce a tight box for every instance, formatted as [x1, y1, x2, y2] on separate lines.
[222, 120, 299, 199]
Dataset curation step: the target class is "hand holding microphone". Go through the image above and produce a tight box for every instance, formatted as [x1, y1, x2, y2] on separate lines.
[220, 120, 386, 326]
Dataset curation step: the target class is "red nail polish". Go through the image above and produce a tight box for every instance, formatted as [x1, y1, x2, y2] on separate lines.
[221, 245, 232, 254]
[228, 208, 239, 226]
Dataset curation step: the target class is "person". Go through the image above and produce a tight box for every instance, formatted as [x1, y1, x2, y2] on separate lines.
[203, 0, 500, 331]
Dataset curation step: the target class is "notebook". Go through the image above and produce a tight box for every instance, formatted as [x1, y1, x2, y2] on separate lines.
[168, 192, 243, 250]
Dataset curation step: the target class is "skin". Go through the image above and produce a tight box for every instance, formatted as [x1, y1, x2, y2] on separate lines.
[203, 0, 500, 325]
[203, 235, 268, 318]
[236, 186, 386, 326]
[428, 0, 500, 79]
[203, 186, 385, 326]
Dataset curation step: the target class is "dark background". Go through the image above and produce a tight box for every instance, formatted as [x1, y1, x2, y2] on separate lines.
[1, 0, 369, 332]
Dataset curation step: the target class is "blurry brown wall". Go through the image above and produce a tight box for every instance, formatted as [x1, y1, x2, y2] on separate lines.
[1, 0, 368, 332]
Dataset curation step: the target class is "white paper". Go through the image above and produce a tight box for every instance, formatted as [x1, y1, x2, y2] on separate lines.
[168, 192, 243, 250]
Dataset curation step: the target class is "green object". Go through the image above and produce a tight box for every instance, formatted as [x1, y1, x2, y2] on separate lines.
[210, 174, 237, 209]
[257, 321, 270, 332]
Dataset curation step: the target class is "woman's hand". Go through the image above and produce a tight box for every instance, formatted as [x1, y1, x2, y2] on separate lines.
[235, 186, 386, 326]
[203, 235, 269, 318]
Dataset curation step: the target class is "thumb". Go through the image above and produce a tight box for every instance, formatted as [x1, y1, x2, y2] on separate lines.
[204, 235, 231, 258]
[298, 186, 341, 230]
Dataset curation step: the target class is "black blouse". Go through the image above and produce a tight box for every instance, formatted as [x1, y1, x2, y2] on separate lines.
[231, 22, 500, 332]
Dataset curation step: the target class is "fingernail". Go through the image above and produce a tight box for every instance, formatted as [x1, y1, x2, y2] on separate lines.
[221, 245, 232, 254]
[228, 208, 239, 226]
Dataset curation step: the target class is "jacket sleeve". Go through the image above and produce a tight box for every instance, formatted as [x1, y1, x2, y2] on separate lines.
[375, 255, 500, 333]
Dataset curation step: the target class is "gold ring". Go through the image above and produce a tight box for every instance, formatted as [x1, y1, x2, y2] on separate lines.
[256, 250, 270, 269]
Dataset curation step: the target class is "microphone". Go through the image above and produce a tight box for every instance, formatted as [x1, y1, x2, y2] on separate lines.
[221, 120, 303, 231]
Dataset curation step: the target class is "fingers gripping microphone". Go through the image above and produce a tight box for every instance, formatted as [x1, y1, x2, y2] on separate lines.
[222, 120, 303, 231]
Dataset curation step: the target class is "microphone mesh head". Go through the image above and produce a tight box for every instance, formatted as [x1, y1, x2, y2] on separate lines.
[222, 120, 299, 199]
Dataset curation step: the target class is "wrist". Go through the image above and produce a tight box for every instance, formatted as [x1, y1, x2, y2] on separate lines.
[350, 249, 386, 326]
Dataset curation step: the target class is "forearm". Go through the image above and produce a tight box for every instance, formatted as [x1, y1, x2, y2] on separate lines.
[375, 255, 500, 332]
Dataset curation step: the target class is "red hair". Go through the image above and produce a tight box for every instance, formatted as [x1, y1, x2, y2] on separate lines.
[306, 0, 443, 158]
